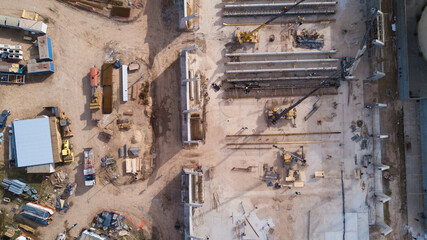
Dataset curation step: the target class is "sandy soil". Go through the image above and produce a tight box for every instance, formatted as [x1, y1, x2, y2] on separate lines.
[0, 0, 192, 239]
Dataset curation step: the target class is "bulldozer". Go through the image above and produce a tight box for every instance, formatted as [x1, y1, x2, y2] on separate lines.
[61, 140, 74, 163]
[59, 112, 73, 138]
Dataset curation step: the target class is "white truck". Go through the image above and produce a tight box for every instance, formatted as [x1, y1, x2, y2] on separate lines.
[83, 148, 96, 186]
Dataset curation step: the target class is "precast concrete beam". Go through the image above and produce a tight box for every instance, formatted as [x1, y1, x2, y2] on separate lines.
[224, 2, 337, 8]
[375, 163, 390, 171]
[185, 203, 203, 208]
[225, 67, 337, 74]
[374, 103, 387, 108]
[183, 109, 200, 114]
[372, 39, 385, 47]
[225, 50, 337, 57]
[374, 192, 391, 203]
[376, 135, 389, 139]
[226, 59, 339, 65]
[367, 71, 386, 81]
[184, 140, 200, 145]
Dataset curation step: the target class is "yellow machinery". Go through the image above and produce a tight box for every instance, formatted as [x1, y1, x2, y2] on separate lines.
[273, 145, 305, 166]
[59, 112, 73, 138]
[90, 88, 102, 110]
[267, 80, 328, 125]
[235, 0, 306, 44]
[61, 140, 74, 163]
[117, 118, 131, 130]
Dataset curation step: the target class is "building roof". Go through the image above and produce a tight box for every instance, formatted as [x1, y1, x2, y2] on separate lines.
[37, 35, 53, 60]
[27, 61, 54, 73]
[18, 18, 47, 34]
[13, 117, 54, 168]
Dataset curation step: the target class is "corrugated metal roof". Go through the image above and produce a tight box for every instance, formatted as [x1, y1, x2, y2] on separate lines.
[13, 118, 54, 168]
[37, 36, 53, 60]
[27, 61, 54, 74]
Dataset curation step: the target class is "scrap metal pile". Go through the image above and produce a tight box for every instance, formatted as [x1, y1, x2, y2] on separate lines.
[293, 29, 324, 49]
[93, 211, 132, 238]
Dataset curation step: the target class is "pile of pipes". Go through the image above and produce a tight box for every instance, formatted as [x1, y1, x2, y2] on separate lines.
[1, 178, 38, 201]
[293, 29, 324, 49]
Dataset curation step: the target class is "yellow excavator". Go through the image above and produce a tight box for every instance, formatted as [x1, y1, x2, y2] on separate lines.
[235, 0, 306, 44]
[61, 140, 74, 163]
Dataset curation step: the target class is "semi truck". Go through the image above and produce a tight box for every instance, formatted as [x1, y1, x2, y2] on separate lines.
[84, 148, 96, 186]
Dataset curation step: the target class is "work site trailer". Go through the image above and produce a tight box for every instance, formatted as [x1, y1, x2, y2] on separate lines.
[84, 148, 96, 186]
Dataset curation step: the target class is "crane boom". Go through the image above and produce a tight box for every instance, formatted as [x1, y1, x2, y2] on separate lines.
[271, 80, 328, 124]
[236, 0, 306, 44]
[250, 0, 306, 35]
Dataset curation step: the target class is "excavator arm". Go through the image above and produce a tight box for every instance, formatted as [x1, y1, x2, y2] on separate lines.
[271, 80, 329, 125]
[236, 0, 306, 44]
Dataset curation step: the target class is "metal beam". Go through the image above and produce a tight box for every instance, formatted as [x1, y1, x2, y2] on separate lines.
[226, 76, 336, 82]
[224, 2, 337, 8]
[225, 67, 337, 74]
[226, 59, 338, 65]
[225, 50, 336, 57]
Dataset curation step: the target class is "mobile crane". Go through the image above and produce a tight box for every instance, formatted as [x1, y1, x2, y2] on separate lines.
[267, 80, 329, 125]
[235, 0, 306, 44]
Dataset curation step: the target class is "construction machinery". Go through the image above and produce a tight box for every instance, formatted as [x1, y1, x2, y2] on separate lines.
[59, 112, 73, 138]
[117, 118, 131, 130]
[273, 145, 306, 166]
[235, 0, 306, 44]
[61, 140, 74, 163]
[89, 67, 102, 121]
[267, 80, 329, 125]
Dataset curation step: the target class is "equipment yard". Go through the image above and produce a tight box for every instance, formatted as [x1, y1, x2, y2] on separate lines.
[0, 0, 420, 239]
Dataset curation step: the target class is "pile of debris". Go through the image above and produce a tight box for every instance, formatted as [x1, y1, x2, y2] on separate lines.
[93, 211, 131, 238]
[50, 170, 68, 187]
[350, 120, 370, 149]
[1, 178, 38, 201]
[293, 29, 324, 49]
[55, 182, 76, 213]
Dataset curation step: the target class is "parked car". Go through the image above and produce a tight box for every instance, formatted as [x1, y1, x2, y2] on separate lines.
[0, 110, 10, 130]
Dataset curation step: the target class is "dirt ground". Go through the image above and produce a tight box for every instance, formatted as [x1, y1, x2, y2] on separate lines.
[0, 0, 408, 239]
[0, 0, 193, 239]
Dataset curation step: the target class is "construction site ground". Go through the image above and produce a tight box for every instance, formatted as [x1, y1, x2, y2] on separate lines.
[0, 0, 407, 239]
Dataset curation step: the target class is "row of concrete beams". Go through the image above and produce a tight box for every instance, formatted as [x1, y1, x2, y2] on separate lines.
[223, 2, 337, 9]
[225, 50, 337, 57]
[223, 10, 336, 17]
[183, 170, 204, 240]
[226, 59, 339, 66]
[226, 76, 337, 82]
[225, 67, 337, 74]
[180, 45, 201, 145]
